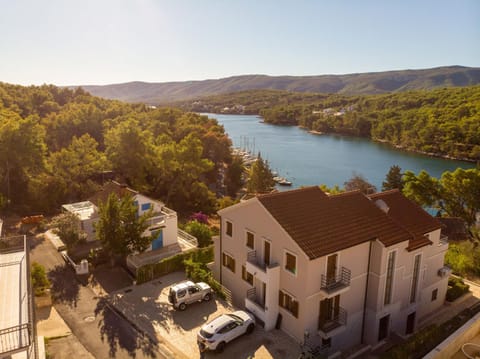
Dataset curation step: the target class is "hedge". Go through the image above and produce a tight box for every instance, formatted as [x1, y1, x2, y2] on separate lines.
[446, 277, 470, 302]
[136, 245, 214, 284]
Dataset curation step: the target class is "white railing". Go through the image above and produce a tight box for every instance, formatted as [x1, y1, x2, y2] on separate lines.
[178, 229, 198, 248]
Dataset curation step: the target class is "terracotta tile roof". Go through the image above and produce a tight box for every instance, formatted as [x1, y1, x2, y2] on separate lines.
[88, 181, 137, 206]
[257, 187, 412, 260]
[406, 235, 433, 252]
[368, 190, 443, 238]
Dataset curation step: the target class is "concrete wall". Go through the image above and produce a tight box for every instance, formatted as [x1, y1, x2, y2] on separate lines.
[424, 311, 480, 359]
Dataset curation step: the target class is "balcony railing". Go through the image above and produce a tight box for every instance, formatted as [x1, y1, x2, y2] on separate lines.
[440, 235, 449, 245]
[0, 323, 31, 354]
[320, 267, 351, 294]
[318, 307, 347, 334]
[246, 287, 265, 309]
[247, 250, 268, 271]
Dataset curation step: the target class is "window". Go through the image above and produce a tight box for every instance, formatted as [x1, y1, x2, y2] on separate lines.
[242, 265, 253, 285]
[226, 221, 233, 237]
[431, 288, 438, 301]
[141, 202, 151, 211]
[410, 254, 421, 303]
[279, 290, 299, 318]
[222, 252, 235, 273]
[285, 251, 297, 275]
[384, 251, 396, 305]
[246, 231, 254, 249]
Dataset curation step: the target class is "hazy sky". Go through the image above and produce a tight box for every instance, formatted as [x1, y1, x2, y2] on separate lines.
[1, 0, 479, 86]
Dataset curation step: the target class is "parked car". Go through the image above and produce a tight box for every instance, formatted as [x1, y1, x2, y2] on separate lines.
[168, 280, 212, 310]
[197, 310, 255, 352]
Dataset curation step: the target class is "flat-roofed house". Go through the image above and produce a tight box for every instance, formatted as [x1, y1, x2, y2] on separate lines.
[63, 181, 197, 273]
[0, 235, 38, 359]
[213, 187, 449, 356]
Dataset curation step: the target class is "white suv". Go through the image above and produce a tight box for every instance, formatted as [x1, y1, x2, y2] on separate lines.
[197, 310, 255, 352]
[168, 280, 212, 311]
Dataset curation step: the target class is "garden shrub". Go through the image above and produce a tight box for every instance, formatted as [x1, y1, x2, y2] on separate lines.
[31, 262, 50, 296]
[184, 220, 212, 247]
[446, 277, 470, 302]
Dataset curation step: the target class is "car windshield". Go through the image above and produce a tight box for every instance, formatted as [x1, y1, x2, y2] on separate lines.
[227, 314, 244, 323]
[200, 329, 213, 339]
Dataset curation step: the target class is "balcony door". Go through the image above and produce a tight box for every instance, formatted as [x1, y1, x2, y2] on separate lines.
[263, 240, 271, 267]
[320, 295, 339, 322]
[326, 254, 338, 283]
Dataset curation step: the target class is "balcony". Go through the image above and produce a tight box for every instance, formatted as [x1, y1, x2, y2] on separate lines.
[245, 287, 267, 325]
[318, 307, 347, 337]
[246, 250, 279, 283]
[439, 235, 449, 246]
[320, 267, 351, 297]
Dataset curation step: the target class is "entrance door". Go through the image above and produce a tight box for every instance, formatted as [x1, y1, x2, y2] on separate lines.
[378, 315, 390, 341]
[406, 312, 416, 335]
[326, 254, 338, 284]
[152, 229, 163, 250]
[263, 240, 271, 267]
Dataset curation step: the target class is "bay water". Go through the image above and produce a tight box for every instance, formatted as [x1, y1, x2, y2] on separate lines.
[207, 113, 475, 191]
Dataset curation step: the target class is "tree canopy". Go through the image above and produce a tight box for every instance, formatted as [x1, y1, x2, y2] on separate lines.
[247, 153, 275, 193]
[403, 168, 480, 228]
[0, 82, 233, 215]
[95, 193, 152, 258]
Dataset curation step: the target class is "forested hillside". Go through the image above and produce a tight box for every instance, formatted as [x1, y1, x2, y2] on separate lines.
[81, 66, 480, 104]
[0, 82, 236, 215]
[177, 86, 480, 161]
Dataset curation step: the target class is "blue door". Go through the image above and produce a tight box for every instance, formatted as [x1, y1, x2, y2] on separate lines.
[152, 229, 163, 250]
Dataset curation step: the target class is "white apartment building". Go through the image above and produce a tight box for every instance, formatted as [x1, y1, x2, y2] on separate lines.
[213, 187, 449, 356]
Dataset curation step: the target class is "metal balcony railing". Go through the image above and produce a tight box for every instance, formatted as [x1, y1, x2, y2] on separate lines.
[247, 250, 267, 271]
[246, 287, 265, 309]
[320, 267, 351, 293]
[0, 323, 31, 354]
[440, 235, 449, 245]
[318, 307, 347, 333]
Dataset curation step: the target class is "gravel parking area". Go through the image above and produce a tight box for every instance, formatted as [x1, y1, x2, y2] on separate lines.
[110, 272, 301, 358]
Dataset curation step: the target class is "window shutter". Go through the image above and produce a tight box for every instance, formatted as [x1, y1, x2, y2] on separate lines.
[279, 290, 283, 306]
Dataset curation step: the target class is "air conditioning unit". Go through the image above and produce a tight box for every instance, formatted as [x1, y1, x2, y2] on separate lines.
[437, 266, 451, 278]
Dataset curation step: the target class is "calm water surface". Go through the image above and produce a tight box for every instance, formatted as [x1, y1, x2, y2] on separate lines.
[207, 113, 475, 190]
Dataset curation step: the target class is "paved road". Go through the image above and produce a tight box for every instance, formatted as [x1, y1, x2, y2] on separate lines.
[30, 234, 164, 359]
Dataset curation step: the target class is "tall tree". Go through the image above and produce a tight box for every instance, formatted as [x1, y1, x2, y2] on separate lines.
[48, 134, 107, 201]
[0, 110, 46, 206]
[403, 168, 480, 227]
[225, 155, 245, 197]
[95, 193, 152, 259]
[382, 165, 404, 191]
[247, 153, 275, 193]
[344, 173, 377, 194]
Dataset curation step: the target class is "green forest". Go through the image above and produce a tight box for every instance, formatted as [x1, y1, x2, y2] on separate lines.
[177, 86, 480, 161]
[0, 82, 238, 216]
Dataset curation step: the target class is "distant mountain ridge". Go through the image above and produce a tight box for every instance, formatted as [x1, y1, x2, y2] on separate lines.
[79, 66, 480, 104]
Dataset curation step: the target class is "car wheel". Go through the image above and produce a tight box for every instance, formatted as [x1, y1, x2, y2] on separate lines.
[216, 341, 226, 353]
[246, 323, 254, 334]
[178, 303, 187, 311]
[203, 293, 211, 301]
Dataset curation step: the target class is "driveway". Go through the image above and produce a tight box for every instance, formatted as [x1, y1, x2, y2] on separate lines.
[29, 233, 165, 358]
[110, 272, 302, 359]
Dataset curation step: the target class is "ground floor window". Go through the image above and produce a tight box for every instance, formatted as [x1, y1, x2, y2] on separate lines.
[431, 288, 438, 301]
[242, 265, 253, 285]
[279, 290, 299, 318]
[222, 252, 235, 273]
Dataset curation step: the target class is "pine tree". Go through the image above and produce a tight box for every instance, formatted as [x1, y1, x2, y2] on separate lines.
[382, 165, 404, 191]
[247, 153, 275, 193]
